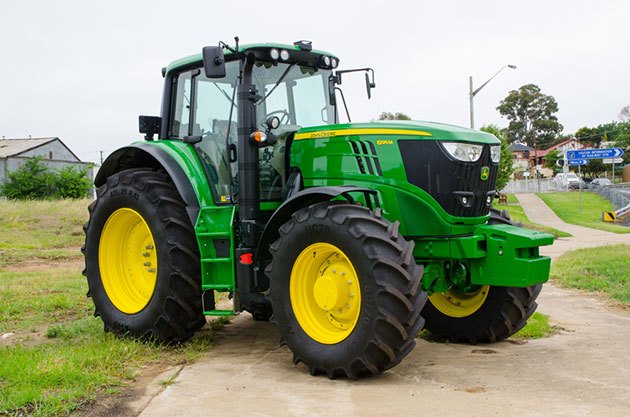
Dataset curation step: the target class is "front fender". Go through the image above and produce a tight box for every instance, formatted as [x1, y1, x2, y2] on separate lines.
[256, 186, 378, 262]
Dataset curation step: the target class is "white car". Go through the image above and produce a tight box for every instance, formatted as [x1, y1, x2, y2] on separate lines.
[555, 173, 581, 189]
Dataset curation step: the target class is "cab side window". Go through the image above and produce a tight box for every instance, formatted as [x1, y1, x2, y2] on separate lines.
[169, 72, 192, 139]
[169, 64, 238, 203]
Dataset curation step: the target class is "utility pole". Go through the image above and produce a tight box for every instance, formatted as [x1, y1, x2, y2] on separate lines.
[469, 65, 517, 129]
[100, 151, 104, 165]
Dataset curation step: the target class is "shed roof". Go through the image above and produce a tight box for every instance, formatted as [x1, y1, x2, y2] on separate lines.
[0, 138, 59, 158]
[509, 143, 534, 152]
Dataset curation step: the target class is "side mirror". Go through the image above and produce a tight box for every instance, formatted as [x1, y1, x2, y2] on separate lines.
[365, 72, 376, 99]
[202, 46, 226, 79]
[328, 76, 337, 106]
[139, 115, 161, 141]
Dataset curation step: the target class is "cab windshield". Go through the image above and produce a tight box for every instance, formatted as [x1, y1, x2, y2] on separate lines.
[168, 58, 334, 204]
[253, 62, 334, 128]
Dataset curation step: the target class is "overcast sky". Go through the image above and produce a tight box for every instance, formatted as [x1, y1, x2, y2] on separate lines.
[1, 0, 628, 163]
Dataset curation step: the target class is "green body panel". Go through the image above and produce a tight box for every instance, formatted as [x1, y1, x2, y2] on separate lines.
[416, 224, 553, 294]
[291, 121, 498, 237]
[467, 224, 554, 287]
[196, 205, 236, 292]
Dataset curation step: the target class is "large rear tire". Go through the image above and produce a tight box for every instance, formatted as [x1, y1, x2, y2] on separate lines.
[267, 202, 426, 378]
[421, 207, 543, 343]
[83, 169, 205, 343]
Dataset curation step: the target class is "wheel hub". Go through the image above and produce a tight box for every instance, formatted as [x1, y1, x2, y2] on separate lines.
[290, 243, 361, 344]
[429, 285, 489, 318]
[98, 208, 158, 314]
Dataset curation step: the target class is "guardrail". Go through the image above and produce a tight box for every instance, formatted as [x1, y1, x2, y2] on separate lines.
[590, 182, 630, 221]
[501, 178, 559, 194]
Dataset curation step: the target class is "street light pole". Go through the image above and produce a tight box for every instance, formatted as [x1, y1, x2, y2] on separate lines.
[469, 64, 516, 129]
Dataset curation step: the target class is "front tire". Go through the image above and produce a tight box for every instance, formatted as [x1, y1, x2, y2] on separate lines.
[268, 202, 426, 378]
[83, 169, 205, 343]
[421, 207, 542, 343]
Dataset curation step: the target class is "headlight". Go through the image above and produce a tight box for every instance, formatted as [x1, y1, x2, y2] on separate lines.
[442, 142, 483, 162]
[280, 50, 290, 60]
[490, 145, 501, 163]
[270, 49, 280, 60]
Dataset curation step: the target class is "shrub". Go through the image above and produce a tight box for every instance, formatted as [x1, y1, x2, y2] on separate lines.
[0, 157, 54, 199]
[52, 165, 93, 198]
[0, 157, 93, 199]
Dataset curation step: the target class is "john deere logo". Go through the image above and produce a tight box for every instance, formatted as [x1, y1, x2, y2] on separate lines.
[480, 167, 490, 181]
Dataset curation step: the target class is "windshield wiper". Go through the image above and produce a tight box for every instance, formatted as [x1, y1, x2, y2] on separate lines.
[213, 83, 236, 108]
[256, 63, 295, 106]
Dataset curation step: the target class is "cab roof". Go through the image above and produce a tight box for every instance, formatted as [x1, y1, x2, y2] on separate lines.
[165, 43, 338, 75]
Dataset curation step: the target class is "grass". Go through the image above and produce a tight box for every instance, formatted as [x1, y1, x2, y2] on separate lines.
[550, 244, 630, 304]
[537, 192, 630, 234]
[494, 195, 571, 238]
[511, 312, 557, 339]
[0, 198, 89, 251]
[0, 199, 228, 417]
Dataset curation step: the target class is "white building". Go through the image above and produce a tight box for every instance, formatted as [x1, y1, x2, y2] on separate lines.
[0, 137, 93, 184]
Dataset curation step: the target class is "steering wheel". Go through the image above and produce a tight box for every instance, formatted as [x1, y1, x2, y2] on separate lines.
[264, 110, 291, 126]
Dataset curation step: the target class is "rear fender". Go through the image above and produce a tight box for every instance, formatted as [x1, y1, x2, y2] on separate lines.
[96, 142, 207, 225]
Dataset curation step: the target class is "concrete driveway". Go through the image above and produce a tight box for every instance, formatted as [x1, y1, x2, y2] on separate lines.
[134, 194, 630, 417]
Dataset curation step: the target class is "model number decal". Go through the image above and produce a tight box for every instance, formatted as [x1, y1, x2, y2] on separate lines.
[110, 188, 140, 200]
[376, 140, 394, 145]
[305, 224, 329, 234]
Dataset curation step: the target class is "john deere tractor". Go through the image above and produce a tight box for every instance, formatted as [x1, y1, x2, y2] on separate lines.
[83, 39, 553, 378]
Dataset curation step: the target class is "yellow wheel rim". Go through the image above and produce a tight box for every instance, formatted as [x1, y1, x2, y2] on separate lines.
[98, 208, 158, 314]
[290, 243, 361, 344]
[429, 286, 490, 318]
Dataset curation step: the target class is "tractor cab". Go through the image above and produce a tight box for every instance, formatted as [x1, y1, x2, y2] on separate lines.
[162, 42, 345, 204]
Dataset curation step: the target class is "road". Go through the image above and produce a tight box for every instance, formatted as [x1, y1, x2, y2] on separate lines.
[128, 194, 630, 417]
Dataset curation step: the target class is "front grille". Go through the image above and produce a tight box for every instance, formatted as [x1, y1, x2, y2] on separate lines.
[398, 140, 498, 217]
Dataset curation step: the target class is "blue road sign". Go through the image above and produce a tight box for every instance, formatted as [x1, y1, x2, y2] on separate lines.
[568, 159, 588, 166]
[566, 148, 624, 160]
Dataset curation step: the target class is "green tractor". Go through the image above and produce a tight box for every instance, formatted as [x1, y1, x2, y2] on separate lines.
[83, 39, 553, 378]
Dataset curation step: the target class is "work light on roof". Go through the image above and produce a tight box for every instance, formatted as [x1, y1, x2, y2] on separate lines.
[270, 48, 280, 60]
[280, 50, 290, 61]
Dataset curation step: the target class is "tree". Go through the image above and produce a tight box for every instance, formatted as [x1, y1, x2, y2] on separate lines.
[544, 149, 562, 175]
[575, 126, 602, 146]
[582, 158, 606, 179]
[377, 112, 411, 120]
[480, 125, 514, 191]
[619, 105, 630, 122]
[496, 84, 563, 149]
